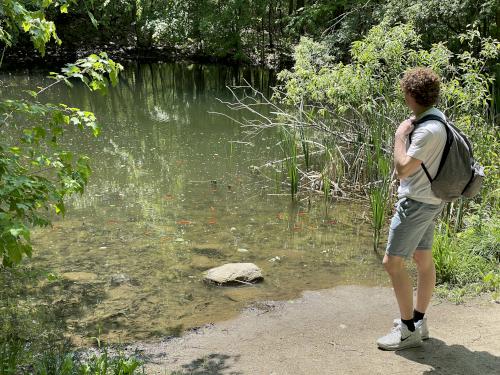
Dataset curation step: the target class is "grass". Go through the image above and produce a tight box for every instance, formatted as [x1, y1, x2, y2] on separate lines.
[369, 183, 390, 251]
[433, 215, 500, 302]
[0, 338, 144, 375]
[279, 128, 299, 199]
[366, 125, 392, 251]
[31, 346, 143, 375]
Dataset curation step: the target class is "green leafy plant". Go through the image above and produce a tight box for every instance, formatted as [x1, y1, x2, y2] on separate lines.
[34, 347, 143, 375]
[0, 1, 123, 267]
[433, 216, 499, 295]
[483, 271, 500, 302]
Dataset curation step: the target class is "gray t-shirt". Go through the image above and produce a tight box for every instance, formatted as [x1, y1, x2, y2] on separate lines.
[397, 107, 447, 205]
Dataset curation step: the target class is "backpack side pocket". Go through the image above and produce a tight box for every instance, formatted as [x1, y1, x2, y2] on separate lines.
[462, 162, 485, 198]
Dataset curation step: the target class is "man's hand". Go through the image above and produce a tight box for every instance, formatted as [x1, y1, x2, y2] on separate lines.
[395, 118, 414, 138]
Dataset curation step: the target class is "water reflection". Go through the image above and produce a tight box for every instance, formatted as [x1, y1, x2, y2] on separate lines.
[2, 63, 386, 344]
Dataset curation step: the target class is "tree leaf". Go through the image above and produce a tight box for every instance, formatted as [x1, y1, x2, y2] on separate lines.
[88, 11, 98, 29]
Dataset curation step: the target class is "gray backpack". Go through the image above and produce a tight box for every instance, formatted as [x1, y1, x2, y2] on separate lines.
[411, 114, 484, 202]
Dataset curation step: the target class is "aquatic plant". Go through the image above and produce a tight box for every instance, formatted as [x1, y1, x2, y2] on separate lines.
[279, 127, 299, 199]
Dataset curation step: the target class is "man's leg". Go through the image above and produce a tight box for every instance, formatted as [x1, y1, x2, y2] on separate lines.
[377, 253, 422, 350]
[413, 249, 436, 314]
[382, 254, 413, 320]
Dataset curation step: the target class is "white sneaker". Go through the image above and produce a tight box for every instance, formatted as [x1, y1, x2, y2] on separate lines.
[393, 317, 429, 340]
[377, 323, 423, 351]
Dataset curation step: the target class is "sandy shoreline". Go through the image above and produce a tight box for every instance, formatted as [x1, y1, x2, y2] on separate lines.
[123, 285, 500, 374]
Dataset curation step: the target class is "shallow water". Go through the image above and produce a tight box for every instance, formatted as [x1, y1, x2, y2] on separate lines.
[2, 63, 387, 344]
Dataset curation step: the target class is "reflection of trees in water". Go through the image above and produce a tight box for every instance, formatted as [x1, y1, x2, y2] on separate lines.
[0, 63, 275, 221]
[125, 63, 275, 126]
[53, 63, 275, 221]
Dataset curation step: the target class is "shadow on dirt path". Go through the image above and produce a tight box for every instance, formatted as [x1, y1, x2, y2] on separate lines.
[133, 286, 500, 375]
[169, 353, 243, 375]
[396, 338, 500, 375]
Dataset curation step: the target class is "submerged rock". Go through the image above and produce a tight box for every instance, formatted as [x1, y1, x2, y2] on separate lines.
[191, 245, 225, 258]
[62, 272, 98, 282]
[110, 273, 131, 286]
[191, 255, 217, 270]
[204, 263, 263, 285]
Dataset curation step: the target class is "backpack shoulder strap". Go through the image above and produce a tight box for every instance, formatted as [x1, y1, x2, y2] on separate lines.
[413, 114, 447, 126]
[408, 114, 450, 183]
[409, 114, 447, 143]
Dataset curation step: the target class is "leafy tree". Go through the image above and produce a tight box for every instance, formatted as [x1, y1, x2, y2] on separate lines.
[0, 0, 123, 266]
[379, 0, 499, 48]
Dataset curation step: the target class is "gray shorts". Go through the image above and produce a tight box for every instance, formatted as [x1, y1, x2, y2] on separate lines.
[386, 197, 444, 258]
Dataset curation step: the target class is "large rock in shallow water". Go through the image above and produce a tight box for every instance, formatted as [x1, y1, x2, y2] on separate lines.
[204, 263, 263, 285]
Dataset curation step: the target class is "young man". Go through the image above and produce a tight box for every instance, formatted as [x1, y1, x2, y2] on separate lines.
[377, 67, 447, 350]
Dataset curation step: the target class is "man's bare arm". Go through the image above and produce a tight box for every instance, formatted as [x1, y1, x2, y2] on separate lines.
[394, 119, 422, 180]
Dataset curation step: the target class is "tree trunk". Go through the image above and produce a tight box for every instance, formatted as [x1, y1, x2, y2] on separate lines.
[261, 15, 265, 65]
[268, 1, 274, 48]
[496, 7, 500, 39]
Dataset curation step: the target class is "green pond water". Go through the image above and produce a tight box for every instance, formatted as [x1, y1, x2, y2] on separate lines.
[2, 63, 388, 345]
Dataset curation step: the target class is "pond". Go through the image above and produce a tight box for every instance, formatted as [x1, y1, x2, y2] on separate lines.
[1, 63, 388, 345]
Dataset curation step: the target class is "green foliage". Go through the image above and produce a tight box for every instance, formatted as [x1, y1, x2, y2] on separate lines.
[0, 2, 123, 267]
[50, 52, 123, 93]
[0, 100, 94, 266]
[77, 348, 142, 375]
[0, 55, 123, 267]
[5, 0, 498, 69]
[483, 271, 500, 301]
[380, 0, 499, 50]
[70, 0, 274, 60]
[459, 209, 500, 262]
[367, 152, 391, 251]
[0, 0, 78, 55]
[34, 348, 143, 375]
[433, 216, 499, 290]
[279, 22, 498, 126]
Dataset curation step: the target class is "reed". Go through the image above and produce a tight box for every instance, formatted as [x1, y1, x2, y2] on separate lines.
[299, 127, 310, 172]
[365, 116, 392, 251]
[279, 127, 299, 199]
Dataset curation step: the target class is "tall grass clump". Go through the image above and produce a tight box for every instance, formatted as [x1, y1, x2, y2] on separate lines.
[433, 214, 500, 300]
[279, 127, 299, 199]
[365, 114, 393, 250]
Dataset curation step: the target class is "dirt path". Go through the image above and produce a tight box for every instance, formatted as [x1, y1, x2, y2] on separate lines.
[129, 286, 500, 374]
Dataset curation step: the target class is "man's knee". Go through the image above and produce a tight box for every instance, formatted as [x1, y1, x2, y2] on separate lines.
[413, 250, 434, 271]
[382, 254, 405, 275]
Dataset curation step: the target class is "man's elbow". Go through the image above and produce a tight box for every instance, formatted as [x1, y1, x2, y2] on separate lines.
[394, 159, 421, 180]
[394, 165, 408, 180]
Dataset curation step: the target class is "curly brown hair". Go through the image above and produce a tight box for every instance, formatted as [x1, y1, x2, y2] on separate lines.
[400, 67, 440, 107]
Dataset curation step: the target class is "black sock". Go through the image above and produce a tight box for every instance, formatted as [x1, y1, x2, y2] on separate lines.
[401, 318, 415, 332]
[413, 309, 425, 322]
